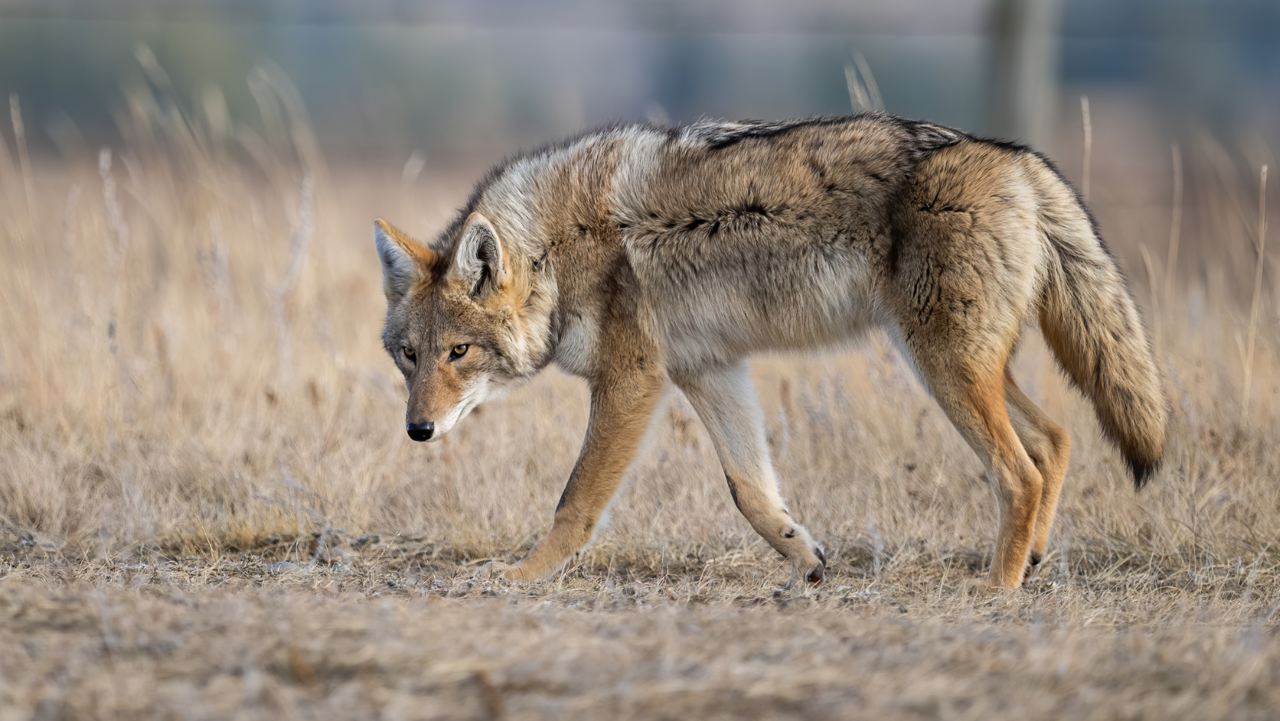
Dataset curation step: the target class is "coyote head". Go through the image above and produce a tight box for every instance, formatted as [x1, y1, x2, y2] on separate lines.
[374, 214, 553, 441]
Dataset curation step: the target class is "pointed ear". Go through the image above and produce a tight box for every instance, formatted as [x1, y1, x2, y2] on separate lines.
[451, 213, 506, 298]
[374, 218, 435, 303]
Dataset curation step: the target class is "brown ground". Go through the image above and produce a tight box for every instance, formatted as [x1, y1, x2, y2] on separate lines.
[6, 540, 1280, 720]
[6, 536, 1280, 720]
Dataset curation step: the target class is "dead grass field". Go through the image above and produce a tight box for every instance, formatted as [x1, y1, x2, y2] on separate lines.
[1, 82, 1279, 719]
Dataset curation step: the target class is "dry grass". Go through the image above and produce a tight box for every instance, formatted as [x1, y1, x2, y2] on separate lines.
[1, 80, 1279, 718]
[4, 566, 1280, 720]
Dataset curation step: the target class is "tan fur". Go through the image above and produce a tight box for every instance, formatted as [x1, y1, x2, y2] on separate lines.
[1004, 371, 1071, 578]
[374, 113, 1167, 590]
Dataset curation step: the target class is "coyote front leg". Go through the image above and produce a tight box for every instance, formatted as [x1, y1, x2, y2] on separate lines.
[484, 366, 668, 581]
[675, 361, 826, 587]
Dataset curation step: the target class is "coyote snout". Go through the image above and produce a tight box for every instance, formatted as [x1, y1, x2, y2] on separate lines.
[406, 422, 434, 442]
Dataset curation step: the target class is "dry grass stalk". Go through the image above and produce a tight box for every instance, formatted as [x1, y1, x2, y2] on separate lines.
[1080, 94, 1091, 202]
[9, 93, 36, 218]
[271, 172, 316, 386]
[1165, 142, 1183, 307]
[1241, 164, 1268, 422]
[844, 51, 884, 113]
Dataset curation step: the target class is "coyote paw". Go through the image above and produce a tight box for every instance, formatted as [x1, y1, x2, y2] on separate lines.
[784, 545, 826, 589]
[807, 544, 826, 585]
[474, 561, 529, 581]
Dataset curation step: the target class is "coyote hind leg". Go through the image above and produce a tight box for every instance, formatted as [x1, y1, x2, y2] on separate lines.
[1004, 371, 1071, 579]
[673, 361, 825, 587]
[906, 347, 1045, 590]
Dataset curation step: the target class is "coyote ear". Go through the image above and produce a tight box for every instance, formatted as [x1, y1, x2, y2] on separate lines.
[451, 213, 506, 298]
[374, 219, 435, 303]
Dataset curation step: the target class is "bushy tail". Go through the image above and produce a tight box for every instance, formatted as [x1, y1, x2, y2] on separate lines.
[1036, 182, 1168, 489]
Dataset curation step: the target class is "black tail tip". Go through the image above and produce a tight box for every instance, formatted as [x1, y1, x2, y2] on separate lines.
[1128, 457, 1160, 491]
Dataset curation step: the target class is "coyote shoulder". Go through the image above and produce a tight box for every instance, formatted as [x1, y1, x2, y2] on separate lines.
[373, 113, 1166, 590]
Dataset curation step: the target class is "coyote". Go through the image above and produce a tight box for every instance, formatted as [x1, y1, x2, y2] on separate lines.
[373, 113, 1166, 590]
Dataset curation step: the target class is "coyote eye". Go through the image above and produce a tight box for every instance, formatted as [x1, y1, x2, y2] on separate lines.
[449, 344, 470, 361]
[402, 346, 415, 363]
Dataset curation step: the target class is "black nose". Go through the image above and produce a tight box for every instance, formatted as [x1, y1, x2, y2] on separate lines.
[406, 422, 434, 442]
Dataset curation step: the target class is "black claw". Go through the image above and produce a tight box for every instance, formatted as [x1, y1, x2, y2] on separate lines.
[807, 564, 824, 585]
[807, 546, 826, 585]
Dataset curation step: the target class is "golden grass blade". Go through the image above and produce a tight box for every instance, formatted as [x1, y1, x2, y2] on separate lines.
[1241, 164, 1268, 422]
[1080, 95, 1091, 202]
[10, 94, 36, 219]
[1164, 143, 1183, 307]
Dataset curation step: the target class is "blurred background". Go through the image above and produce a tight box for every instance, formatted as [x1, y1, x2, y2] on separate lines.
[2, 0, 1276, 279]
[1, 0, 1276, 159]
